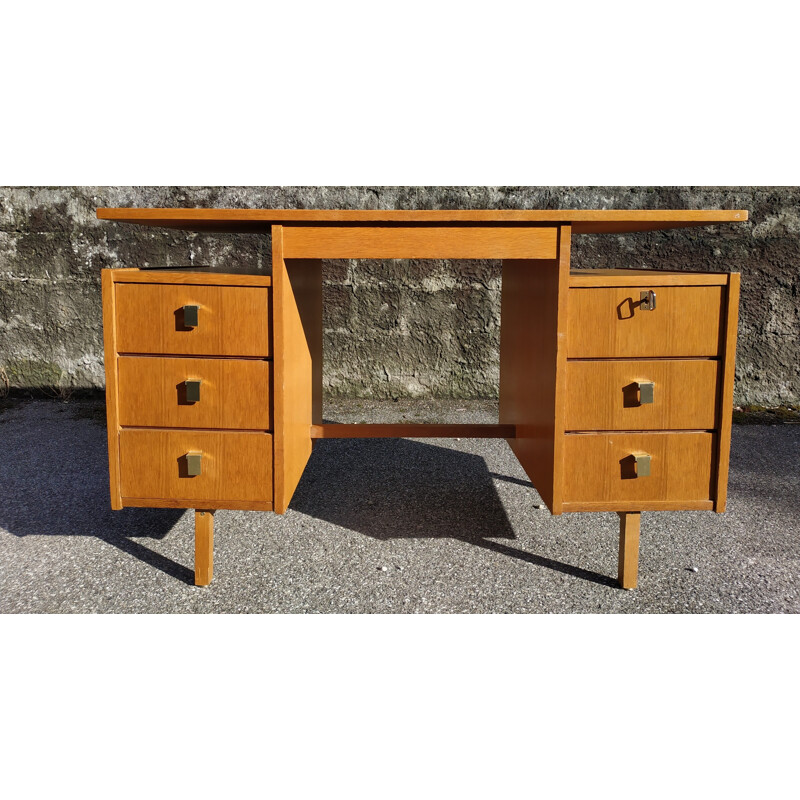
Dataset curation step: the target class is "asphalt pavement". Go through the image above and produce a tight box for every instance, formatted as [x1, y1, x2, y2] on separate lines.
[1, 397, 797, 613]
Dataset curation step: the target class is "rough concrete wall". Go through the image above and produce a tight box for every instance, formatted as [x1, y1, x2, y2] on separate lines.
[0, 186, 797, 405]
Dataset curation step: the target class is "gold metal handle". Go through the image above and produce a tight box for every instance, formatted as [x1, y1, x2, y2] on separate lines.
[182, 305, 199, 328]
[186, 452, 202, 477]
[639, 290, 656, 311]
[633, 452, 651, 477]
[184, 380, 201, 403]
[635, 380, 654, 405]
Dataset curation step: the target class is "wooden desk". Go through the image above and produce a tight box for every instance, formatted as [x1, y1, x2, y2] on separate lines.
[98, 208, 747, 589]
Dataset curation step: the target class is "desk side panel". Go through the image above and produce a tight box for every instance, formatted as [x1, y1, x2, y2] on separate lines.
[102, 269, 123, 509]
[714, 272, 741, 511]
[272, 227, 322, 514]
[499, 226, 571, 513]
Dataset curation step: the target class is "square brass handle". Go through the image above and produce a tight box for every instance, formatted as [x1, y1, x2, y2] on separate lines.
[633, 452, 651, 478]
[182, 305, 199, 328]
[635, 381, 654, 404]
[184, 380, 201, 403]
[186, 452, 202, 477]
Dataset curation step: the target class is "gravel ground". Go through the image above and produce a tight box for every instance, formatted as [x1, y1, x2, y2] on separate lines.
[0, 398, 797, 613]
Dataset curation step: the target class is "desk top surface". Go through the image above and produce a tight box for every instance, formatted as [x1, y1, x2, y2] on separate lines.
[97, 208, 748, 235]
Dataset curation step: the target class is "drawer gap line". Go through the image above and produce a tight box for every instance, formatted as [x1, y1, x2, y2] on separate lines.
[566, 356, 720, 363]
[121, 426, 271, 434]
[565, 429, 716, 435]
[118, 352, 272, 361]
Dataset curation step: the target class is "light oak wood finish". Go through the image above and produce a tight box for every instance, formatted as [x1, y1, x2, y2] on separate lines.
[562, 431, 714, 506]
[194, 510, 214, 586]
[97, 208, 748, 235]
[291, 259, 323, 429]
[714, 273, 741, 512]
[98, 210, 748, 591]
[562, 500, 714, 512]
[618, 512, 641, 590]
[565, 359, 720, 431]
[118, 356, 272, 430]
[101, 269, 123, 509]
[272, 227, 323, 514]
[122, 497, 273, 512]
[119, 430, 273, 504]
[282, 226, 558, 260]
[569, 269, 728, 287]
[567, 285, 725, 358]
[499, 225, 571, 514]
[310, 424, 516, 439]
[116, 283, 271, 357]
[112, 268, 272, 287]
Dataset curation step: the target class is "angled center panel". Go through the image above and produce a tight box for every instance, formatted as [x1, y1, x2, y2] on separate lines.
[499, 225, 571, 513]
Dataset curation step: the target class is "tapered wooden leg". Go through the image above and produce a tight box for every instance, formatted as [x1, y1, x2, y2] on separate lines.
[195, 509, 214, 586]
[617, 512, 641, 590]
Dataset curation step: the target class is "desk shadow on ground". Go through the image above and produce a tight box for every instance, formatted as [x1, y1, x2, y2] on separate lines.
[291, 437, 617, 587]
[0, 407, 192, 583]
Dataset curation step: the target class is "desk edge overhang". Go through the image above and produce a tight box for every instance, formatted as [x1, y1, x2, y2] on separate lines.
[96, 208, 749, 235]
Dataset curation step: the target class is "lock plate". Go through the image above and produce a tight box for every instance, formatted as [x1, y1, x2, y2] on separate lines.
[639, 290, 656, 311]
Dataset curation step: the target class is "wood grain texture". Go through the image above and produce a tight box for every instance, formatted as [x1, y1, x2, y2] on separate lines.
[565, 359, 720, 431]
[290, 260, 323, 427]
[282, 226, 558, 260]
[562, 500, 714, 512]
[119, 430, 273, 504]
[499, 225, 571, 514]
[618, 512, 641, 589]
[310, 424, 516, 439]
[714, 273, 741, 512]
[97, 208, 748, 235]
[569, 270, 729, 287]
[272, 228, 322, 514]
[563, 432, 714, 506]
[112, 269, 271, 287]
[101, 269, 122, 509]
[116, 283, 271, 357]
[194, 510, 214, 586]
[567, 286, 725, 358]
[118, 356, 272, 430]
[121, 497, 273, 511]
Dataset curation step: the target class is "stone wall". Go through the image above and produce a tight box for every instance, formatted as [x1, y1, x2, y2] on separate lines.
[0, 186, 797, 405]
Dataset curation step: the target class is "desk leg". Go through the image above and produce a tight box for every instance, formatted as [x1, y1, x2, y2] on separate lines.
[195, 509, 215, 586]
[617, 512, 640, 590]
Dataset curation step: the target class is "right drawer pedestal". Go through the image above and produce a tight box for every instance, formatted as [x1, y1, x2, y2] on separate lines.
[562, 271, 738, 514]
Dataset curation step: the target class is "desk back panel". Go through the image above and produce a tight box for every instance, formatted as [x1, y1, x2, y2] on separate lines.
[281, 226, 559, 260]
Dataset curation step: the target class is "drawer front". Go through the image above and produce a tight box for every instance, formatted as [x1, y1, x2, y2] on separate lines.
[567, 286, 724, 357]
[563, 432, 714, 504]
[115, 283, 271, 356]
[119, 429, 273, 503]
[565, 359, 719, 430]
[118, 356, 272, 430]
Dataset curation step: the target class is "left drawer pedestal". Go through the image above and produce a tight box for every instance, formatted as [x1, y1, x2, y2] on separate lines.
[102, 270, 274, 585]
